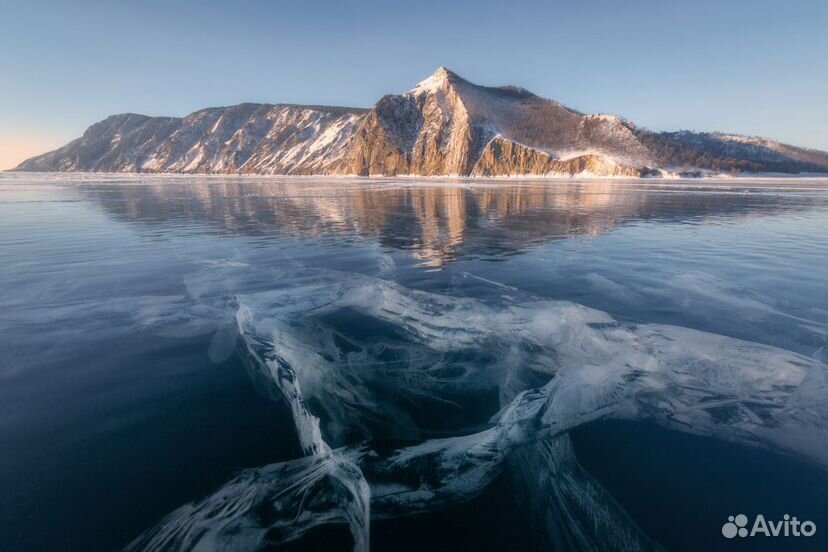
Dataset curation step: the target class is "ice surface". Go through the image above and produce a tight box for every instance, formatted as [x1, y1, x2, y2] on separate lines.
[126, 452, 370, 552]
[125, 266, 827, 551]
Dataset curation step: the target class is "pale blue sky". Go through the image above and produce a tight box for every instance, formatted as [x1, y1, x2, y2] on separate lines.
[1, 0, 826, 168]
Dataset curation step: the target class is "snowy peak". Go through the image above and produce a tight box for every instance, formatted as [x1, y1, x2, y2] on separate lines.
[408, 67, 537, 101]
[408, 66, 463, 96]
[433, 65, 454, 79]
[14, 67, 828, 177]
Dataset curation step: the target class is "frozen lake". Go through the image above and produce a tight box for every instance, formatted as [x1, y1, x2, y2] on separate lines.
[1, 174, 826, 552]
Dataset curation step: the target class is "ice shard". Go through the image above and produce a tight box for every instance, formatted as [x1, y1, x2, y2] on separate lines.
[125, 268, 827, 552]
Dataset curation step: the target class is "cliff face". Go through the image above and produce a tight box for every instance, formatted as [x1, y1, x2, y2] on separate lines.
[471, 136, 643, 177]
[14, 67, 828, 176]
[348, 96, 422, 176]
[348, 71, 482, 176]
[347, 67, 652, 177]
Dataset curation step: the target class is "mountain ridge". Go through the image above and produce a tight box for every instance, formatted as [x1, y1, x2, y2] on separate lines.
[14, 67, 828, 177]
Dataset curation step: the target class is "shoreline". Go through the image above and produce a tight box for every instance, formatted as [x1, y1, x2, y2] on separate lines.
[4, 170, 828, 183]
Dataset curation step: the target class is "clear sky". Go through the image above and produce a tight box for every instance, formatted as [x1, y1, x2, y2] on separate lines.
[1, 0, 826, 169]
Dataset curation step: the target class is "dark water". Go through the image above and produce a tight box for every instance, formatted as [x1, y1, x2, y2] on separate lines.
[0, 174, 826, 552]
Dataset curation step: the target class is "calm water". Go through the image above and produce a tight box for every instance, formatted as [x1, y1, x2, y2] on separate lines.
[0, 174, 826, 552]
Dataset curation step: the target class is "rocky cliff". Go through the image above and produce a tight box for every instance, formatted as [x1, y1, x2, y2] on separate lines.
[348, 68, 656, 176]
[14, 67, 828, 177]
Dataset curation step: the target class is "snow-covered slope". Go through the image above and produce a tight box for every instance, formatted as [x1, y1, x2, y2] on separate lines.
[15, 104, 366, 175]
[635, 130, 828, 174]
[14, 67, 828, 176]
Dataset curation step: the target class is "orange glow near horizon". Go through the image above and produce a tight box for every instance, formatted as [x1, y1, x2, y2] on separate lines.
[0, 134, 66, 171]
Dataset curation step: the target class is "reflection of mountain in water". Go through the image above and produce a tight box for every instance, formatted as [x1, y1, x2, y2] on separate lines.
[85, 178, 812, 267]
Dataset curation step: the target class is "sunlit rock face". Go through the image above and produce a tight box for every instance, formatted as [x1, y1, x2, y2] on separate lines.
[16, 67, 828, 176]
[471, 135, 643, 177]
[349, 67, 654, 177]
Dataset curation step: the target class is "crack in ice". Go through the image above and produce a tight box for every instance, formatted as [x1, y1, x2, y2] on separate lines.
[125, 269, 827, 552]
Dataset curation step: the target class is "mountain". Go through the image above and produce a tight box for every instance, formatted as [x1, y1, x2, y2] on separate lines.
[14, 67, 828, 177]
[16, 104, 366, 175]
[351, 67, 659, 177]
